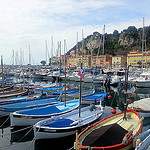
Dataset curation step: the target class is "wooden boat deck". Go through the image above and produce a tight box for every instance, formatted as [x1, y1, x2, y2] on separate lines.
[79, 111, 142, 148]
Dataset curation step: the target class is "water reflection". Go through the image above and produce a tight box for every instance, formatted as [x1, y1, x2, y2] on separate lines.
[35, 134, 75, 150]
[0, 116, 10, 129]
[10, 127, 34, 144]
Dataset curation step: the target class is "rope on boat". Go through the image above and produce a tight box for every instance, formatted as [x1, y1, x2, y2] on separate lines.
[68, 146, 74, 150]
[0, 116, 10, 128]
[25, 126, 41, 150]
[0, 114, 9, 119]
[0, 127, 34, 150]
[0, 125, 33, 136]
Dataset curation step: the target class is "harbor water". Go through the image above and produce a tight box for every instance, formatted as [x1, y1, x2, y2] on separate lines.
[0, 78, 150, 150]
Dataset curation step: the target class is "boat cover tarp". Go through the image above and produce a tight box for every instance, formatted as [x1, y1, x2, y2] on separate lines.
[17, 100, 79, 115]
[0, 98, 58, 110]
[82, 123, 128, 147]
[52, 88, 78, 95]
[44, 118, 74, 128]
[42, 86, 63, 91]
[82, 92, 106, 99]
[128, 98, 150, 111]
[67, 89, 94, 97]
[17, 105, 62, 115]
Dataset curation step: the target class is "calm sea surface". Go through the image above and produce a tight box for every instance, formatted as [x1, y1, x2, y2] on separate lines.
[0, 78, 150, 150]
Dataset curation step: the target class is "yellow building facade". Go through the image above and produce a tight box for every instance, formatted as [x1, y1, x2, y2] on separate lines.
[112, 55, 127, 68]
[127, 50, 150, 67]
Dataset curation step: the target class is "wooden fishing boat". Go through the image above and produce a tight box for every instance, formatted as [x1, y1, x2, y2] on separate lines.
[64, 89, 95, 99]
[34, 104, 104, 140]
[134, 72, 150, 88]
[134, 129, 150, 150]
[0, 86, 21, 94]
[81, 92, 107, 104]
[0, 84, 14, 92]
[26, 83, 57, 93]
[0, 97, 59, 116]
[0, 86, 28, 99]
[0, 93, 42, 105]
[35, 85, 63, 94]
[10, 99, 80, 127]
[128, 98, 150, 118]
[50, 88, 78, 96]
[75, 110, 142, 150]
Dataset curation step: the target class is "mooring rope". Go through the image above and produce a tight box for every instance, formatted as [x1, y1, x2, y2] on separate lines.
[25, 126, 41, 150]
[68, 146, 74, 150]
[0, 116, 10, 128]
[0, 114, 9, 119]
[0, 125, 33, 136]
[0, 126, 34, 150]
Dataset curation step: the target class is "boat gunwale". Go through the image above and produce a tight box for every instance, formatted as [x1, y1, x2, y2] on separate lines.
[12, 100, 80, 119]
[78, 109, 142, 150]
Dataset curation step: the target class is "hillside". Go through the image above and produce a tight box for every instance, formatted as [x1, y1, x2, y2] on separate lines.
[67, 26, 150, 56]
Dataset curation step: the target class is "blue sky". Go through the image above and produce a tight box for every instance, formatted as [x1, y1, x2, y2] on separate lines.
[0, 0, 150, 65]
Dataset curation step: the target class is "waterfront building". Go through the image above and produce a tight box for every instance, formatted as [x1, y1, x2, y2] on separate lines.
[112, 55, 127, 68]
[127, 50, 150, 67]
[67, 50, 112, 68]
[92, 54, 112, 68]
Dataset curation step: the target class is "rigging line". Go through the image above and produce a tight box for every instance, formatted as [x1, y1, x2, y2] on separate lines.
[0, 116, 10, 128]
[68, 146, 74, 150]
[25, 126, 41, 150]
[10, 125, 33, 134]
[0, 125, 33, 136]
[2, 127, 34, 150]
[0, 114, 9, 119]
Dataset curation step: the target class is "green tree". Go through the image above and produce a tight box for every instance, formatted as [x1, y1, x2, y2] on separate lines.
[40, 60, 46, 66]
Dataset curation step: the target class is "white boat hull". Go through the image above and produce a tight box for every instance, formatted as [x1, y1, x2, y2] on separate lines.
[34, 106, 103, 139]
[10, 113, 45, 126]
[135, 81, 150, 87]
[34, 128, 76, 139]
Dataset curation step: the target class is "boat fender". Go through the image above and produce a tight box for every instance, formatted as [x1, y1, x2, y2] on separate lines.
[28, 92, 31, 95]
[111, 109, 116, 114]
[135, 138, 141, 147]
[108, 95, 111, 99]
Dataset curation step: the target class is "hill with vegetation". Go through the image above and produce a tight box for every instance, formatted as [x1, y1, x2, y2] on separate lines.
[67, 26, 150, 56]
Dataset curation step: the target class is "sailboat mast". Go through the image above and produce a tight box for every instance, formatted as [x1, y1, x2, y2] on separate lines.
[102, 25, 105, 68]
[79, 30, 84, 118]
[12, 49, 14, 66]
[123, 62, 128, 120]
[59, 41, 61, 74]
[1, 55, 4, 93]
[142, 17, 144, 71]
[45, 40, 48, 65]
[51, 36, 54, 67]
[29, 45, 31, 65]
[76, 32, 79, 67]
[64, 39, 67, 107]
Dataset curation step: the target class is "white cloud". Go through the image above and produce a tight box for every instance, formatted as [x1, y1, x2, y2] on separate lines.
[0, 0, 149, 64]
